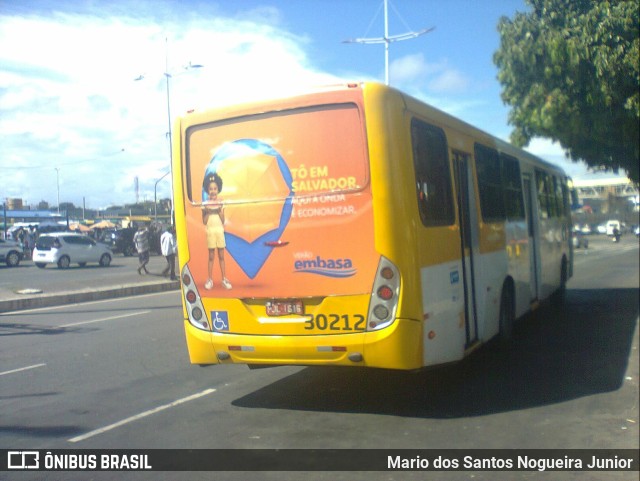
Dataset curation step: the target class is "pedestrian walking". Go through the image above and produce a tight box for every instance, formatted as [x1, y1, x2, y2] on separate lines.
[133, 224, 150, 275]
[160, 225, 177, 280]
[25, 226, 36, 259]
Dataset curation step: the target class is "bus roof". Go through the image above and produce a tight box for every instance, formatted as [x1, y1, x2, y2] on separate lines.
[180, 81, 567, 177]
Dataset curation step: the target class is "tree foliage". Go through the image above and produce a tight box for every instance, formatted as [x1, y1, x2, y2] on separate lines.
[494, 0, 639, 182]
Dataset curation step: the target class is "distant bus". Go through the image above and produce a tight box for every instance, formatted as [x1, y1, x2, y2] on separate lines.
[173, 82, 573, 370]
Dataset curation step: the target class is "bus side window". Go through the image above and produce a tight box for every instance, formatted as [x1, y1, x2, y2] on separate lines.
[535, 170, 564, 219]
[410, 119, 455, 227]
[474, 144, 505, 222]
[500, 153, 525, 220]
[553, 176, 564, 217]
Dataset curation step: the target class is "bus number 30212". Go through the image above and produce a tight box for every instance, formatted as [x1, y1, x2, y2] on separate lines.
[304, 314, 366, 331]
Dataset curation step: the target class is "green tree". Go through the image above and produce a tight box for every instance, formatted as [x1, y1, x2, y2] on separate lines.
[494, 0, 639, 182]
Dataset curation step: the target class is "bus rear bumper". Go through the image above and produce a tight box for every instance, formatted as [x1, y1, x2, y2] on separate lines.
[184, 318, 422, 370]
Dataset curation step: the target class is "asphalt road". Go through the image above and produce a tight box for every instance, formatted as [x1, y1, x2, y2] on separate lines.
[1, 235, 638, 481]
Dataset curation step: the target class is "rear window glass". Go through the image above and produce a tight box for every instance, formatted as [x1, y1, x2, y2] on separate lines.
[36, 236, 56, 249]
[185, 103, 369, 204]
[63, 236, 94, 245]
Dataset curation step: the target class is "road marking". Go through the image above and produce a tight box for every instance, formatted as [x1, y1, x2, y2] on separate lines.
[68, 388, 217, 443]
[0, 363, 47, 377]
[60, 311, 151, 327]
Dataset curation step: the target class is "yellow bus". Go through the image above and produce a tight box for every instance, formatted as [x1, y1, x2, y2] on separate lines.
[173, 82, 573, 370]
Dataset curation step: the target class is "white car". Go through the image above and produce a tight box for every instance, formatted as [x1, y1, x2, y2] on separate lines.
[605, 220, 621, 236]
[0, 238, 23, 267]
[33, 232, 112, 269]
[580, 224, 592, 235]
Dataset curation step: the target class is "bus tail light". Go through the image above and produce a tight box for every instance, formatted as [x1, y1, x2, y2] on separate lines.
[181, 264, 210, 331]
[186, 290, 197, 304]
[377, 285, 394, 300]
[367, 256, 400, 331]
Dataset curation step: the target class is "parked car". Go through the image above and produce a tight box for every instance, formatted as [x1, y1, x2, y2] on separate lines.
[109, 225, 164, 256]
[0, 238, 23, 267]
[94, 227, 117, 244]
[109, 227, 136, 256]
[579, 224, 592, 235]
[148, 224, 164, 255]
[33, 233, 112, 269]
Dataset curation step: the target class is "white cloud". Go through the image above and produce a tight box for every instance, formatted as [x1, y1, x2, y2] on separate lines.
[0, 8, 342, 209]
[523, 138, 629, 180]
[385, 54, 478, 127]
[390, 53, 429, 84]
[524, 137, 566, 158]
[428, 68, 469, 93]
[391, 53, 470, 94]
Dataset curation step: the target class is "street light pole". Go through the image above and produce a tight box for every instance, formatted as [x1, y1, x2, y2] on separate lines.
[164, 37, 175, 225]
[136, 38, 202, 226]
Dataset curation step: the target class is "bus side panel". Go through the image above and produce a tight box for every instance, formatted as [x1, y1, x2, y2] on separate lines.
[475, 250, 508, 341]
[362, 84, 423, 323]
[505, 220, 532, 319]
[421, 261, 466, 366]
[362, 84, 462, 368]
[397, 98, 470, 367]
[538, 217, 565, 299]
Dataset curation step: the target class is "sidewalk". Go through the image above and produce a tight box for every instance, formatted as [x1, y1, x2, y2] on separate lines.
[0, 254, 180, 313]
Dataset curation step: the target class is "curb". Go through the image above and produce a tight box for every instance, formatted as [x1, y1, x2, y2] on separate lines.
[0, 281, 180, 314]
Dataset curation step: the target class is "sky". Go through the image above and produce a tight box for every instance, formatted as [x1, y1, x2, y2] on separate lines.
[0, 0, 626, 211]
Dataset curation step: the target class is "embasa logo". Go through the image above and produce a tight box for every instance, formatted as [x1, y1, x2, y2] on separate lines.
[294, 256, 356, 278]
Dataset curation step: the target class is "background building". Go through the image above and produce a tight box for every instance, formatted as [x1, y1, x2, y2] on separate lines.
[572, 177, 639, 229]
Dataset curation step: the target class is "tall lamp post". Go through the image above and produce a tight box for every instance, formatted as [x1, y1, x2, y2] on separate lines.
[136, 38, 202, 225]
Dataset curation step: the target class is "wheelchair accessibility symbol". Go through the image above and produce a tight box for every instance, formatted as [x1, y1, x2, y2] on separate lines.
[211, 311, 229, 331]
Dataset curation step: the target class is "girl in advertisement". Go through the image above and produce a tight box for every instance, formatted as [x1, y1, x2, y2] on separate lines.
[202, 173, 232, 289]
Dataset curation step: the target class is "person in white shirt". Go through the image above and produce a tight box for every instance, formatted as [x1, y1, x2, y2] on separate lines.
[133, 225, 150, 275]
[160, 225, 177, 280]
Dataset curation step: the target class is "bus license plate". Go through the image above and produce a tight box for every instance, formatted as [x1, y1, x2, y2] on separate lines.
[266, 300, 304, 316]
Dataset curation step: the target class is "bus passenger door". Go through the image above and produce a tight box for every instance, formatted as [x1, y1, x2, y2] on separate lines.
[522, 175, 540, 301]
[452, 152, 479, 347]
